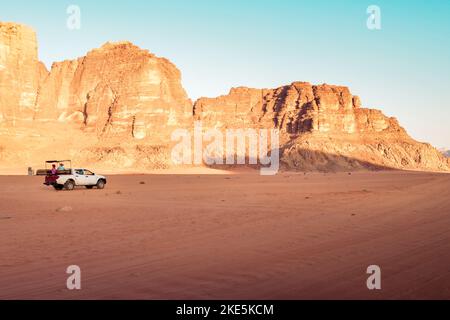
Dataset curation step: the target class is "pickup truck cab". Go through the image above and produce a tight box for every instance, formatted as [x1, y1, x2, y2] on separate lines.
[44, 168, 107, 191]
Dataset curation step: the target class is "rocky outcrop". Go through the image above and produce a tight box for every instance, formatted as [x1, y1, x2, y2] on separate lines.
[194, 82, 404, 136]
[0, 22, 47, 124]
[194, 82, 449, 171]
[35, 41, 192, 139]
[281, 136, 449, 172]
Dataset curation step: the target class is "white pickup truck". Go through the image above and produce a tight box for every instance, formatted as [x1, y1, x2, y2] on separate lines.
[39, 161, 107, 191]
[44, 168, 107, 191]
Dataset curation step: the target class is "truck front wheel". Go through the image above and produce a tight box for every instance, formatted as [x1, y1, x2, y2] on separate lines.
[64, 180, 75, 191]
[96, 179, 105, 190]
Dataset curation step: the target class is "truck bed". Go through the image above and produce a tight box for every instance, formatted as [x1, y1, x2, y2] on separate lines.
[36, 169, 72, 176]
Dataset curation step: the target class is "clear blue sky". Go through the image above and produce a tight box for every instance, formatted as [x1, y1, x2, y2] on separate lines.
[1, 0, 449, 148]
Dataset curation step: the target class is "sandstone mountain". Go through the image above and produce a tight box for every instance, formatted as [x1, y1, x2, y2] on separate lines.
[0, 23, 47, 123]
[34, 41, 192, 138]
[194, 84, 449, 171]
[0, 22, 448, 173]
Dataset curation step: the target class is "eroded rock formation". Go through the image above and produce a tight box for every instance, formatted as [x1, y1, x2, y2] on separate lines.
[194, 83, 449, 171]
[0, 22, 448, 172]
[0, 23, 47, 124]
[194, 82, 403, 135]
[35, 41, 192, 138]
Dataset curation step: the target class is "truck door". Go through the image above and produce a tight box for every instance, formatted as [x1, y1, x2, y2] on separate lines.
[83, 170, 97, 185]
[74, 169, 88, 186]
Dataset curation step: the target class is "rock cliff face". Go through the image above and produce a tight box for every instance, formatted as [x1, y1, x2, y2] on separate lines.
[35, 41, 192, 139]
[0, 22, 448, 172]
[194, 83, 449, 171]
[194, 82, 403, 136]
[0, 23, 47, 124]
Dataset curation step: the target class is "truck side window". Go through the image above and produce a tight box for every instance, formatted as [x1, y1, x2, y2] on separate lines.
[84, 170, 94, 175]
[75, 170, 84, 175]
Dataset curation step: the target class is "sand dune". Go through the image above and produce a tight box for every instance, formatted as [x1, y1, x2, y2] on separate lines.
[0, 171, 449, 299]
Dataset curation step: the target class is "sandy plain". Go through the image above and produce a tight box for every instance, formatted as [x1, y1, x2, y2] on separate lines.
[0, 170, 449, 299]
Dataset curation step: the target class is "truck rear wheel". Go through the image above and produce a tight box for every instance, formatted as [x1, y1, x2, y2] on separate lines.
[64, 180, 75, 191]
[96, 179, 105, 190]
